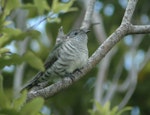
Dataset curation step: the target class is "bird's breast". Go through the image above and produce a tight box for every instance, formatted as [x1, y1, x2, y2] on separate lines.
[60, 41, 88, 73]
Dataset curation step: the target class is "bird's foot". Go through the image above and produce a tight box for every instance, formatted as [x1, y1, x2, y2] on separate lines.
[73, 68, 82, 74]
[65, 73, 75, 83]
[31, 81, 49, 91]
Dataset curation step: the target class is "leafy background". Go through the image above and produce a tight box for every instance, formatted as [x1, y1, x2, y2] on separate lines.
[0, 0, 150, 115]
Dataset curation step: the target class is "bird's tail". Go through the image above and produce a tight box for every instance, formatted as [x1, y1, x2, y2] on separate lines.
[20, 72, 43, 92]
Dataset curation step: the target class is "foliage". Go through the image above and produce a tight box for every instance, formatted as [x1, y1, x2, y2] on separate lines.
[52, 0, 77, 14]
[0, 0, 76, 71]
[0, 75, 44, 115]
[88, 101, 132, 115]
[0, 51, 45, 71]
[0, 0, 78, 114]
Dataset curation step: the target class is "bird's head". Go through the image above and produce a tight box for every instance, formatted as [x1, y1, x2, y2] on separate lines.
[67, 29, 90, 42]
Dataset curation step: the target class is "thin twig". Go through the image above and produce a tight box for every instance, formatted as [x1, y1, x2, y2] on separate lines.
[93, 12, 106, 43]
[121, 0, 138, 24]
[118, 46, 138, 109]
[140, 47, 150, 70]
[129, 25, 150, 34]
[103, 59, 124, 104]
[81, 0, 96, 29]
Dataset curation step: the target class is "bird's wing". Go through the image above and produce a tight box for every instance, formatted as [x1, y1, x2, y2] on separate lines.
[21, 42, 64, 91]
[44, 42, 62, 70]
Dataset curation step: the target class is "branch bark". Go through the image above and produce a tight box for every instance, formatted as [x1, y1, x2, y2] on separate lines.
[81, 0, 95, 29]
[27, 0, 150, 101]
[129, 25, 150, 34]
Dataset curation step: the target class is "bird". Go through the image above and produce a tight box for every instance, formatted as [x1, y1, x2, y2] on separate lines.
[22, 27, 89, 91]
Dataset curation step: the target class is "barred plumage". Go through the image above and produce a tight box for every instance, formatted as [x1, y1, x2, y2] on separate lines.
[22, 28, 89, 91]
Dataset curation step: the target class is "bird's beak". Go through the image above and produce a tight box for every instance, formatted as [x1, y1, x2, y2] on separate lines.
[83, 29, 90, 33]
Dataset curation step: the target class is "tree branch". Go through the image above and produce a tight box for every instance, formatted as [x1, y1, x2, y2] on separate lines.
[27, 0, 150, 101]
[13, 9, 29, 97]
[129, 25, 150, 34]
[121, 0, 138, 24]
[81, 0, 96, 29]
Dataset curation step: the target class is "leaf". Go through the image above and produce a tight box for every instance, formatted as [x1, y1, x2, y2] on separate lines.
[0, 53, 22, 69]
[103, 102, 111, 114]
[0, 108, 19, 115]
[21, 3, 38, 18]
[47, 17, 61, 23]
[88, 110, 94, 115]
[88, 101, 132, 115]
[0, 51, 44, 71]
[1, 0, 20, 18]
[95, 101, 103, 112]
[3, 21, 12, 26]
[0, 28, 26, 47]
[116, 107, 132, 115]
[0, 74, 3, 93]
[0, 74, 11, 108]
[52, 0, 77, 14]
[110, 106, 118, 115]
[27, 29, 41, 38]
[13, 90, 27, 111]
[0, 28, 40, 48]
[0, 48, 10, 56]
[20, 97, 44, 115]
[34, 0, 50, 14]
[23, 51, 45, 71]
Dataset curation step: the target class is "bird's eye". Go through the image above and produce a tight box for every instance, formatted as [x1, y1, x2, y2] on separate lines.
[74, 32, 78, 35]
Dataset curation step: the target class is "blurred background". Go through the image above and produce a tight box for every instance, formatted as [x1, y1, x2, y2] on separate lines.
[0, 0, 150, 115]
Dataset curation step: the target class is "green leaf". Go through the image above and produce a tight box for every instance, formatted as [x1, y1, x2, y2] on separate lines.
[88, 110, 94, 115]
[47, 17, 61, 23]
[0, 28, 40, 48]
[0, 51, 44, 71]
[116, 107, 132, 115]
[21, 3, 38, 18]
[0, 74, 11, 108]
[0, 108, 19, 115]
[52, 0, 77, 14]
[89, 101, 132, 115]
[2, 0, 20, 17]
[23, 51, 45, 71]
[95, 101, 103, 112]
[0, 48, 10, 56]
[0, 74, 3, 93]
[34, 0, 50, 14]
[27, 29, 41, 38]
[110, 106, 118, 115]
[3, 21, 12, 26]
[0, 53, 22, 69]
[20, 97, 44, 115]
[2, 28, 23, 36]
[103, 102, 111, 114]
[13, 90, 27, 111]
[0, 28, 26, 47]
